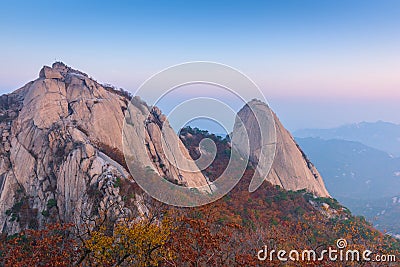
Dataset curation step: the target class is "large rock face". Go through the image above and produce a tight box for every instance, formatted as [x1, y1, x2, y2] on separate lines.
[0, 63, 329, 234]
[237, 100, 330, 197]
[0, 62, 208, 233]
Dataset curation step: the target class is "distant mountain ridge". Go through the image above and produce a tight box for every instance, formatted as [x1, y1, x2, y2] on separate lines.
[294, 121, 400, 156]
[296, 137, 400, 199]
[296, 137, 400, 235]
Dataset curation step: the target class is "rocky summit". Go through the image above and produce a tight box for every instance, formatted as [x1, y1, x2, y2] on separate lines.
[0, 63, 328, 234]
[0, 62, 208, 233]
[237, 100, 329, 197]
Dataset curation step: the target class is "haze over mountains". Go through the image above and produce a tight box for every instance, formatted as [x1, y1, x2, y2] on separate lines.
[295, 121, 400, 157]
[296, 137, 400, 200]
[295, 123, 400, 236]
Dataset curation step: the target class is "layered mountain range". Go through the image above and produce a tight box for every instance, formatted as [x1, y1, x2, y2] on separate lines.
[0, 63, 329, 234]
[296, 136, 400, 236]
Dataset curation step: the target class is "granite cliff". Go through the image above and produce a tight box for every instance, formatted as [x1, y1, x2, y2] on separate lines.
[0, 63, 329, 234]
[237, 100, 329, 197]
[0, 62, 207, 233]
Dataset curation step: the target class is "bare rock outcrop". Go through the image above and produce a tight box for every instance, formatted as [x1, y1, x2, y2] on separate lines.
[237, 100, 330, 197]
[0, 63, 330, 234]
[39, 66, 63, 79]
[0, 62, 208, 233]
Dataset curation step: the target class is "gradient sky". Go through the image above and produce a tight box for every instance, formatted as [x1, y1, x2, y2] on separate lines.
[0, 0, 399, 131]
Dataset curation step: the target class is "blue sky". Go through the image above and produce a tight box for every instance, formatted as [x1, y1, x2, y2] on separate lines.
[0, 0, 399, 130]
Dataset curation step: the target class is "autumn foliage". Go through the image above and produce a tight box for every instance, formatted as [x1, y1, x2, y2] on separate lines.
[1, 128, 399, 266]
[80, 217, 173, 266]
[0, 223, 78, 267]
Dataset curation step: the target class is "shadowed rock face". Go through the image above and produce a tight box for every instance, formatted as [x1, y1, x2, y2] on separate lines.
[237, 100, 330, 197]
[0, 62, 208, 234]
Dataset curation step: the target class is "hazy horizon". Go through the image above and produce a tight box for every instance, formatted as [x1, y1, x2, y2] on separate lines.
[1, 0, 399, 131]
[1, 61, 399, 133]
